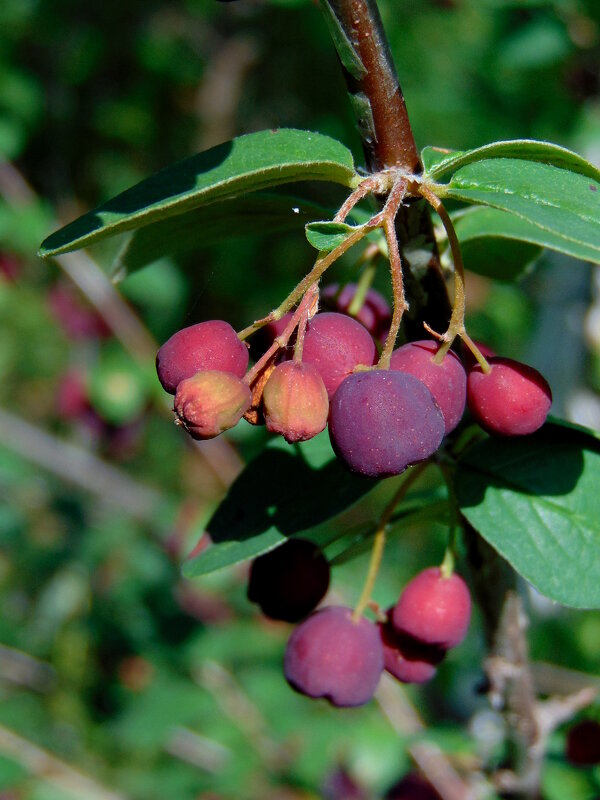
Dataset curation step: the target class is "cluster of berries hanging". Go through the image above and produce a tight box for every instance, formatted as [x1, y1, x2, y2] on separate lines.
[154, 169, 554, 708]
[155, 281, 552, 479]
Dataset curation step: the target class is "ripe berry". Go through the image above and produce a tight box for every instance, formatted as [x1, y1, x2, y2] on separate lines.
[262, 361, 329, 442]
[247, 539, 330, 622]
[174, 370, 251, 439]
[378, 618, 444, 684]
[156, 320, 249, 395]
[467, 357, 552, 437]
[284, 606, 384, 707]
[566, 720, 600, 766]
[390, 340, 467, 434]
[321, 283, 391, 340]
[301, 312, 377, 398]
[328, 370, 445, 478]
[392, 568, 471, 650]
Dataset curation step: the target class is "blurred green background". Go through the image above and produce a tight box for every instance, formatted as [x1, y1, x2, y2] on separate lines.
[1, 0, 600, 797]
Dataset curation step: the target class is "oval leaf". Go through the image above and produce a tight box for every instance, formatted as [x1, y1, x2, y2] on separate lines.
[39, 129, 358, 258]
[441, 159, 600, 264]
[305, 220, 363, 253]
[422, 139, 600, 183]
[451, 207, 543, 280]
[183, 432, 375, 578]
[457, 421, 600, 608]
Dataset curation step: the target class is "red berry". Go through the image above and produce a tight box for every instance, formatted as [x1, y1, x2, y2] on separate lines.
[390, 340, 466, 434]
[301, 312, 377, 398]
[173, 370, 251, 439]
[328, 370, 445, 478]
[392, 568, 471, 650]
[262, 361, 329, 442]
[247, 539, 330, 622]
[378, 618, 444, 684]
[156, 320, 248, 394]
[467, 357, 552, 437]
[284, 606, 384, 707]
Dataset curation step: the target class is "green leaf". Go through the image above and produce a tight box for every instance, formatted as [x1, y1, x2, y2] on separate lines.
[456, 421, 600, 608]
[318, 0, 367, 80]
[114, 192, 332, 277]
[422, 139, 600, 183]
[305, 220, 363, 253]
[182, 432, 376, 578]
[451, 207, 543, 280]
[441, 159, 600, 265]
[39, 129, 357, 258]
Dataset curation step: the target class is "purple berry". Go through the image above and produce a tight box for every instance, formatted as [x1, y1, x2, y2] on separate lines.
[378, 618, 444, 684]
[390, 340, 466, 434]
[247, 539, 330, 623]
[392, 568, 471, 650]
[467, 357, 552, 437]
[156, 320, 248, 394]
[328, 370, 445, 478]
[284, 606, 384, 707]
[301, 312, 377, 398]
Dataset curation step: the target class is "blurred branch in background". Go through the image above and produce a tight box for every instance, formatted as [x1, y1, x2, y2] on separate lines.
[0, 406, 164, 522]
[0, 724, 127, 800]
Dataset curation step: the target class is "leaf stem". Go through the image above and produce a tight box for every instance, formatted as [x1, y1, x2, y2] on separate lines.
[352, 461, 429, 622]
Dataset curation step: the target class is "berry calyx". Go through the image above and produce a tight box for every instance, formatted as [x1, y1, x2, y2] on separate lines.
[328, 370, 445, 478]
[284, 606, 384, 707]
[173, 370, 251, 439]
[390, 340, 467, 434]
[301, 312, 377, 398]
[247, 538, 330, 622]
[262, 361, 329, 443]
[391, 567, 471, 650]
[467, 357, 552, 437]
[156, 320, 249, 395]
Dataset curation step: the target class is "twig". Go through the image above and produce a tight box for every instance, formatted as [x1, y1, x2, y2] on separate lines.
[0, 724, 127, 800]
[0, 406, 164, 522]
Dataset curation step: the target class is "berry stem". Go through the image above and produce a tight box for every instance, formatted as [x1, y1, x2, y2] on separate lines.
[378, 177, 408, 368]
[347, 261, 376, 317]
[352, 461, 429, 623]
[439, 463, 460, 579]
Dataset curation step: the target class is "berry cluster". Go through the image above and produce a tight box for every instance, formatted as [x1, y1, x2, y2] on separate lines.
[246, 539, 471, 707]
[155, 282, 552, 480]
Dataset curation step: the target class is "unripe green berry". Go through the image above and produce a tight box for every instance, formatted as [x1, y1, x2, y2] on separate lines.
[174, 370, 251, 440]
[262, 361, 329, 443]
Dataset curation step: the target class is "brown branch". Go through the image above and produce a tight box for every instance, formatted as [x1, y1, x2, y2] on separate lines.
[324, 0, 419, 173]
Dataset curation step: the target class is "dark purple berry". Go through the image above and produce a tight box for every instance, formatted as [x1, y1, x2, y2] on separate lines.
[156, 320, 248, 394]
[328, 370, 445, 478]
[284, 606, 384, 707]
[247, 539, 330, 623]
[566, 720, 600, 766]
